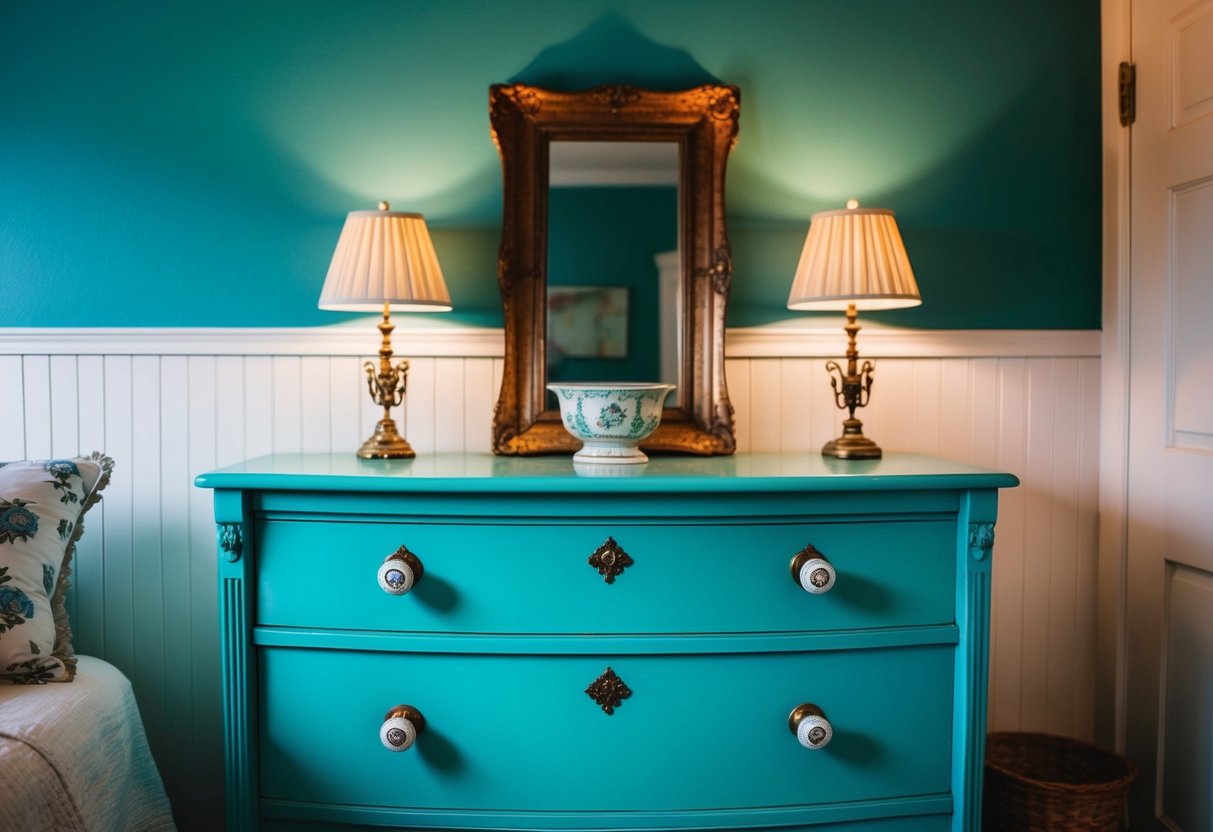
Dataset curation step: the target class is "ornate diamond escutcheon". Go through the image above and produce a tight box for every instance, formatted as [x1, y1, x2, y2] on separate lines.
[588, 536, 633, 584]
[585, 667, 632, 715]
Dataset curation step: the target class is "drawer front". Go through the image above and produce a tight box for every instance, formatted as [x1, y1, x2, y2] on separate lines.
[255, 518, 955, 634]
[258, 644, 953, 813]
[260, 813, 951, 831]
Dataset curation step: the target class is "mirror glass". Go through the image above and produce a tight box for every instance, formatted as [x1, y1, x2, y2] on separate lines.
[546, 141, 680, 396]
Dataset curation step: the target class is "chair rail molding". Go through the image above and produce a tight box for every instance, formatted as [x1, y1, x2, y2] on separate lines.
[726, 324, 1099, 359]
[0, 324, 1098, 358]
[0, 324, 505, 357]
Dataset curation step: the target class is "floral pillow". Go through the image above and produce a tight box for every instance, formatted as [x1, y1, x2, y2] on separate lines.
[0, 453, 112, 683]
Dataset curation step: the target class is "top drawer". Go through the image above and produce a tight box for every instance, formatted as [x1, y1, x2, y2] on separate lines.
[255, 516, 956, 635]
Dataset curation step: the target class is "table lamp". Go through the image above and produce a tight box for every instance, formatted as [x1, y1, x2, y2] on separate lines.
[787, 199, 921, 459]
[319, 202, 452, 459]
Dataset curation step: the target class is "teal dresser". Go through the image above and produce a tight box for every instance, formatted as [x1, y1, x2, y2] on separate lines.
[196, 453, 1017, 832]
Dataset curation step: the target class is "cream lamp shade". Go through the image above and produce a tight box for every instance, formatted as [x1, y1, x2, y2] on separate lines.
[787, 203, 921, 312]
[319, 204, 452, 312]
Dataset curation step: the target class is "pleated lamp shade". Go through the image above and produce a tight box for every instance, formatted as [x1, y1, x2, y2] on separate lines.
[787, 204, 921, 312]
[319, 204, 452, 312]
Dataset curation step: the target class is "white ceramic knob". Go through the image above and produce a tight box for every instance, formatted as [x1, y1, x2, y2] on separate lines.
[796, 557, 836, 594]
[796, 713, 833, 749]
[789, 703, 833, 750]
[380, 705, 425, 752]
[790, 545, 836, 594]
[377, 547, 423, 595]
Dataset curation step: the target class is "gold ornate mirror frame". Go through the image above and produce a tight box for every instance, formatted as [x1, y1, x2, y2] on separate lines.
[489, 82, 739, 456]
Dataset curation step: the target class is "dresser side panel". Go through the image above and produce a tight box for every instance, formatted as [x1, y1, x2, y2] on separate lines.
[215, 488, 259, 832]
[951, 489, 999, 832]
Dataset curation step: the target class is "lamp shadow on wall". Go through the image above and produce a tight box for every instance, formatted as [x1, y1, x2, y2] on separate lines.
[728, 76, 1097, 330]
[509, 13, 721, 90]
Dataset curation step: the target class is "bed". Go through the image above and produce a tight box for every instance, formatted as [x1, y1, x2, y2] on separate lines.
[0, 655, 175, 831]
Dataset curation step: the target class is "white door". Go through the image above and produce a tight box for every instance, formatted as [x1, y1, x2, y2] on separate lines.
[1125, 1, 1213, 828]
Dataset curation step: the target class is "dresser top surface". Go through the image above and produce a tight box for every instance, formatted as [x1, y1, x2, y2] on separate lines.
[195, 452, 1017, 494]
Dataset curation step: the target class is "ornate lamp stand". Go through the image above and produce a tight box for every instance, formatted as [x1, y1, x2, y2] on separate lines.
[358, 303, 414, 459]
[822, 303, 882, 460]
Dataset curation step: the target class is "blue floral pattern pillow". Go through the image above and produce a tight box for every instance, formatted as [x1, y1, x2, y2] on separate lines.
[0, 453, 112, 683]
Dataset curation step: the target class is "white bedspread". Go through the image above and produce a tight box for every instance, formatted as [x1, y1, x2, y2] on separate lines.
[0, 655, 175, 832]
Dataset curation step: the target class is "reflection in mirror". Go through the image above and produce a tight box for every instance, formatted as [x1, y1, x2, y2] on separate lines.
[546, 142, 679, 397]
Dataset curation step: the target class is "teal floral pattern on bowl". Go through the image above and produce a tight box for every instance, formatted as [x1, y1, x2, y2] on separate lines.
[596, 403, 626, 430]
[547, 382, 675, 464]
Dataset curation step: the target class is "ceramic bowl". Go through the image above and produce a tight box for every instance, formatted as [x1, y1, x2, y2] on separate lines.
[547, 382, 675, 464]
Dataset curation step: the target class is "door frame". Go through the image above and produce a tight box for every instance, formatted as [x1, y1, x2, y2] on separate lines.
[1097, 0, 1131, 754]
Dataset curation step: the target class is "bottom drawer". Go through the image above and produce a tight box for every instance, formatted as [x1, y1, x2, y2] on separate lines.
[261, 814, 951, 832]
[258, 644, 953, 817]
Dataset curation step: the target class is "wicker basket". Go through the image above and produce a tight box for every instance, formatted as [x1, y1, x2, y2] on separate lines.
[984, 732, 1136, 831]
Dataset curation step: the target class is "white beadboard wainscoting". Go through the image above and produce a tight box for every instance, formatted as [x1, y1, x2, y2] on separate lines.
[0, 324, 1100, 830]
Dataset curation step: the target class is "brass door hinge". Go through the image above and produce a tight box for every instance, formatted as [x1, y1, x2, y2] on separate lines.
[1119, 62, 1136, 126]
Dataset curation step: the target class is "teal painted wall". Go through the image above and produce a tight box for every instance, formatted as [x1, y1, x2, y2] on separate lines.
[1, 1, 1100, 331]
[548, 186, 676, 383]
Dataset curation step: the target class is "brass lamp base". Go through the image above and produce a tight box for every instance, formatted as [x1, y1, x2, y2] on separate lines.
[822, 418, 882, 460]
[353, 304, 417, 460]
[357, 417, 416, 460]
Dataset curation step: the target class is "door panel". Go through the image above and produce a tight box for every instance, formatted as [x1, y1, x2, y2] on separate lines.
[1160, 565, 1213, 832]
[1125, 1, 1213, 828]
[1169, 177, 1213, 451]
